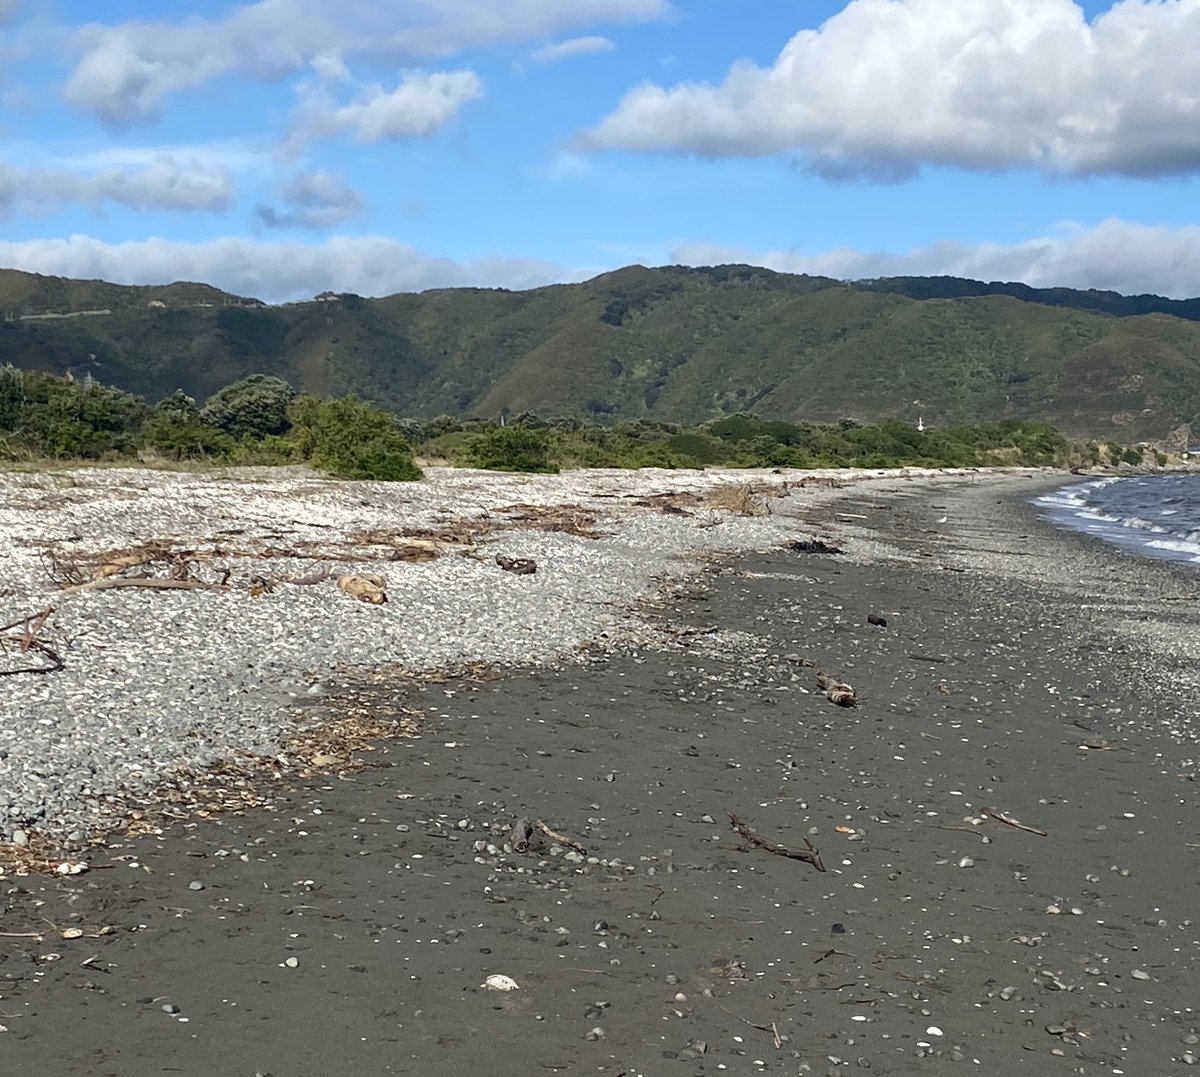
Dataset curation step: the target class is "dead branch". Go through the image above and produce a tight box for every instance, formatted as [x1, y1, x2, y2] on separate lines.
[980, 807, 1047, 837]
[0, 606, 64, 676]
[729, 813, 825, 872]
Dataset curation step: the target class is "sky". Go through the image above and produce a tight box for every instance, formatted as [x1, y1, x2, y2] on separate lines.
[2, 0, 1200, 303]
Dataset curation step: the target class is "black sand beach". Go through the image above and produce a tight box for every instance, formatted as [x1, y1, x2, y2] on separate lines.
[3, 474, 1199, 1076]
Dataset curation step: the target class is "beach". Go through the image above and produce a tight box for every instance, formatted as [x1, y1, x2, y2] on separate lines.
[2, 467, 1199, 1075]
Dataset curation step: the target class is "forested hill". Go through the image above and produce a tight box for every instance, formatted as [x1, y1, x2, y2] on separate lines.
[2, 263, 1199, 442]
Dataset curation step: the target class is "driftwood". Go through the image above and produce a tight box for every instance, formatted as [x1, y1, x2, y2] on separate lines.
[981, 806, 1047, 837]
[337, 574, 387, 604]
[0, 607, 65, 676]
[729, 813, 825, 872]
[54, 577, 229, 597]
[816, 670, 858, 707]
[535, 819, 586, 855]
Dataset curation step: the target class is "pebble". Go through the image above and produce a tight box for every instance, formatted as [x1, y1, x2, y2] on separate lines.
[188, 881, 205, 891]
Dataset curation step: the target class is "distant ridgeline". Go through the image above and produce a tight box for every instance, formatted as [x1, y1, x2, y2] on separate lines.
[2, 264, 1200, 443]
[0, 366, 1157, 477]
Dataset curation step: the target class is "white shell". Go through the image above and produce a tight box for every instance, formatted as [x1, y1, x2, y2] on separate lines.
[482, 974, 520, 992]
[56, 861, 88, 875]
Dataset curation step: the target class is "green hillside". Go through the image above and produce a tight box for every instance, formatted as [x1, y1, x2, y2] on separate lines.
[2, 264, 1199, 441]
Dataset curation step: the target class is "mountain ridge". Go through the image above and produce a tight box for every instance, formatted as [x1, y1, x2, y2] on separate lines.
[2, 264, 1198, 441]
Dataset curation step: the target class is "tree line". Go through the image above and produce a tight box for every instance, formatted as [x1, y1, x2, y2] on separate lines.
[0, 367, 1138, 479]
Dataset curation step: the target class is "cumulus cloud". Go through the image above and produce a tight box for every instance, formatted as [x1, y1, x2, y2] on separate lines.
[0, 157, 233, 216]
[0, 235, 575, 302]
[255, 169, 364, 229]
[63, 0, 668, 126]
[672, 219, 1200, 300]
[531, 36, 615, 63]
[585, 0, 1200, 178]
[320, 71, 483, 142]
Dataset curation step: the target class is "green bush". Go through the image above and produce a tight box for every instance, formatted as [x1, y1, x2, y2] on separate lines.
[286, 396, 423, 481]
[464, 425, 559, 473]
[14, 376, 148, 458]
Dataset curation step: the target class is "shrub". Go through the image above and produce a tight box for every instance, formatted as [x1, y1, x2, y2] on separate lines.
[464, 425, 559, 473]
[286, 395, 423, 481]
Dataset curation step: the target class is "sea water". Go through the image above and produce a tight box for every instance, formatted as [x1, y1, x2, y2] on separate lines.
[1036, 473, 1200, 567]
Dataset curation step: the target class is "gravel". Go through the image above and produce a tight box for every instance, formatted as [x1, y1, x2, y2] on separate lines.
[0, 462, 1040, 840]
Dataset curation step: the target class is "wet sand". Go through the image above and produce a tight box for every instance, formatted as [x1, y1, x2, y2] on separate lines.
[3, 474, 1199, 1075]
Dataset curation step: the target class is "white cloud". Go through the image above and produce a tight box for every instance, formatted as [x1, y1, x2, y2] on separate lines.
[585, 0, 1200, 178]
[256, 168, 364, 229]
[63, 0, 668, 127]
[283, 59, 483, 150]
[672, 219, 1200, 300]
[531, 36, 615, 64]
[65, 23, 234, 126]
[0, 235, 575, 302]
[0, 156, 233, 216]
[320, 71, 484, 142]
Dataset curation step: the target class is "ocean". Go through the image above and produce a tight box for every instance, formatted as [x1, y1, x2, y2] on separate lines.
[1036, 473, 1200, 567]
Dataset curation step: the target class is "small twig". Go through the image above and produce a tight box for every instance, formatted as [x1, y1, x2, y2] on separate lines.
[718, 1005, 780, 1046]
[0, 931, 44, 939]
[729, 813, 825, 872]
[980, 806, 1047, 837]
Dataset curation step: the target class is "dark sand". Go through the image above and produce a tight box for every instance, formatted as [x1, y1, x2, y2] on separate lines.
[3, 475, 1199, 1075]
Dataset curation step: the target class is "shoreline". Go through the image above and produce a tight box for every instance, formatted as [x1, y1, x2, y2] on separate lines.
[1, 469, 1198, 1074]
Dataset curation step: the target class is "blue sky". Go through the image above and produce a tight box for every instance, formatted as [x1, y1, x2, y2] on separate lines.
[2, 0, 1200, 302]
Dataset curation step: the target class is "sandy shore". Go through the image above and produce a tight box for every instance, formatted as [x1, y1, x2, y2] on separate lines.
[2, 470, 1199, 1075]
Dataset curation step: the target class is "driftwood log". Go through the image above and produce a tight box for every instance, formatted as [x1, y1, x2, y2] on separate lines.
[729, 813, 825, 872]
[816, 670, 858, 707]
